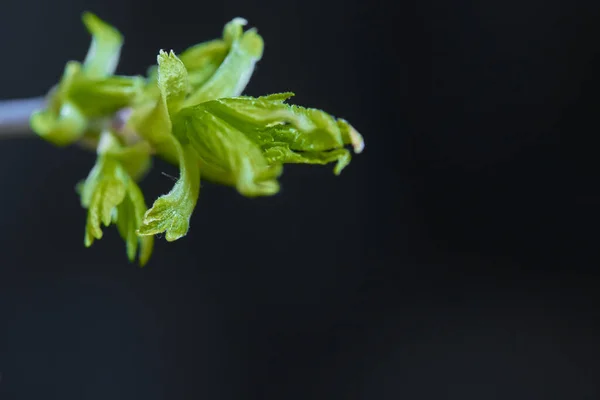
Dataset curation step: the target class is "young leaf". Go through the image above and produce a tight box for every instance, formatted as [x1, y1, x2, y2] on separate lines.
[29, 10, 365, 261]
[262, 145, 352, 175]
[78, 131, 154, 264]
[30, 14, 138, 147]
[67, 74, 145, 117]
[204, 93, 364, 153]
[95, 131, 153, 181]
[178, 39, 228, 89]
[137, 141, 200, 241]
[137, 50, 201, 241]
[116, 183, 154, 266]
[183, 18, 263, 107]
[108, 141, 154, 181]
[82, 12, 123, 78]
[156, 50, 189, 115]
[173, 108, 281, 196]
[80, 156, 128, 246]
[29, 101, 88, 146]
[127, 50, 188, 163]
[177, 93, 364, 176]
[30, 62, 88, 146]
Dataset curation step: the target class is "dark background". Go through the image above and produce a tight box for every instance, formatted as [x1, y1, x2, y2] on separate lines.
[0, 0, 599, 398]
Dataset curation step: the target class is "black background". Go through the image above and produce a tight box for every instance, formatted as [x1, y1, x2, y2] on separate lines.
[1, 0, 599, 399]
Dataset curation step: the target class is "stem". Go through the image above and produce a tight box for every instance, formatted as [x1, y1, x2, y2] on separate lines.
[0, 97, 139, 153]
[0, 96, 45, 139]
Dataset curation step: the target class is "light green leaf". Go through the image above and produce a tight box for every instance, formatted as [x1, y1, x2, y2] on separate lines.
[337, 118, 365, 154]
[30, 62, 88, 146]
[126, 96, 173, 154]
[173, 107, 281, 197]
[204, 93, 354, 151]
[68, 74, 145, 117]
[137, 140, 200, 241]
[183, 18, 263, 107]
[127, 50, 188, 163]
[178, 93, 364, 176]
[178, 39, 228, 89]
[136, 48, 201, 241]
[81, 156, 128, 246]
[156, 50, 189, 115]
[30, 101, 87, 146]
[116, 182, 154, 266]
[223, 17, 247, 46]
[78, 131, 154, 264]
[151, 18, 250, 95]
[262, 145, 351, 175]
[178, 39, 227, 70]
[96, 130, 153, 181]
[82, 12, 123, 78]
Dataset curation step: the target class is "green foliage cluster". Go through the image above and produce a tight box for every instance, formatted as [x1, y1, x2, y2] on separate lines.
[30, 12, 364, 265]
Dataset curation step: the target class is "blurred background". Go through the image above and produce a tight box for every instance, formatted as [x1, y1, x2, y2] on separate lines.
[0, 0, 599, 398]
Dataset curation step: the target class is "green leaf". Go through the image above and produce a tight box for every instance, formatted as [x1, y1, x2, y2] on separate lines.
[178, 93, 364, 176]
[68, 74, 145, 117]
[137, 140, 200, 241]
[81, 156, 128, 246]
[178, 39, 228, 89]
[30, 13, 134, 147]
[156, 50, 189, 115]
[262, 146, 351, 175]
[173, 107, 281, 197]
[30, 101, 87, 146]
[136, 49, 201, 241]
[178, 39, 227, 71]
[96, 131, 153, 181]
[183, 18, 263, 107]
[127, 50, 188, 164]
[30, 62, 88, 146]
[150, 18, 253, 96]
[116, 182, 154, 266]
[82, 12, 123, 78]
[79, 131, 154, 265]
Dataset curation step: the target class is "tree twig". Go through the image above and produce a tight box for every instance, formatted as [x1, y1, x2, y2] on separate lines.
[0, 96, 45, 139]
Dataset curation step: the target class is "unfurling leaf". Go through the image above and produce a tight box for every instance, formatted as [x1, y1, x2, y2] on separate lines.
[30, 13, 142, 146]
[30, 62, 88, 146]
[79, 131, 154, 265]
[173, 107, 281, 197]
[174, 92, 364, 186]
[81, 11, 123, 78]
[136, 141, 200, 241]
[67, 75, 145, 118]
[116, 183, 154, 266]
[80, 156, 128, 246]
[137, 50, 201, 241]
[183, 18, 263, 107]
[29, 12, 364, 265]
